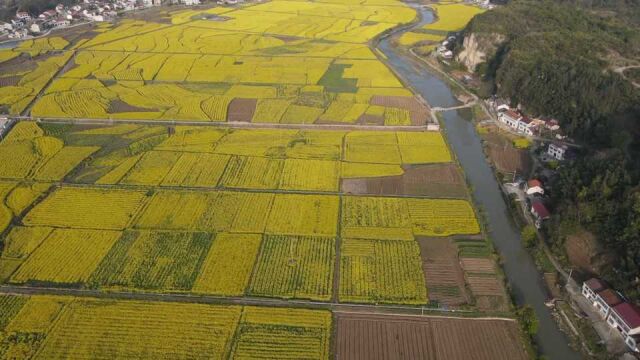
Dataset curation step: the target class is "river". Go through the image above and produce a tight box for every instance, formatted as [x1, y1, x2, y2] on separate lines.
[377, 6, 582, 360]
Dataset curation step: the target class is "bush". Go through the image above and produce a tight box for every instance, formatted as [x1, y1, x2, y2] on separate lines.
[521, 225, 537, 248]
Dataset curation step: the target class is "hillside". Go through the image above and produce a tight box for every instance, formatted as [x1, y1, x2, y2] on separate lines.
[457, 0, 640, 299]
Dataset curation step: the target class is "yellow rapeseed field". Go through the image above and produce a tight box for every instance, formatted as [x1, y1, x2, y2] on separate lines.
[193, 233, 262, 296]
[249, 235, 335, 300]
[266, 194, 339, 236]
[340, 238, 427, 304]
[23, 187, 147, 230]
[10, 229, 121, 284]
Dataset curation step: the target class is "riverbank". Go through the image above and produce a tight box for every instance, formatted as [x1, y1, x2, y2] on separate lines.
[392, 7, 630, 358]
[377, 3, 582, 359]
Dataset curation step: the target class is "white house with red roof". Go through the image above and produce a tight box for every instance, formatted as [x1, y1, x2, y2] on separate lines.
[498, 109, 522, 129]
[517, 116, 537, 136]
[525, 179, 544, 196]
[607, 302, 640, 352]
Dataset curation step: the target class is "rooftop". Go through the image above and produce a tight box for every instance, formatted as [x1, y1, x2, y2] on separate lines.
[531, 201, 550, 218]
[585, 278, 607, 292]
[596, 289, 623, 307]
[613, 303, 640, 329]
[528, 179, 543, 188]
[504, 109, 521, 120]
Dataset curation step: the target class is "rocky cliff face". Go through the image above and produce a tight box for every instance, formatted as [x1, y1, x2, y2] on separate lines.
[456, 32, 505, 72]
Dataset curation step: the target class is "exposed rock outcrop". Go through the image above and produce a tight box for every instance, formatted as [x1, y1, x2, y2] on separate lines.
[455, 32, 505, 72]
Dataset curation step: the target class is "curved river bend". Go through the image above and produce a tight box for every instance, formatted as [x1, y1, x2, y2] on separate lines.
[377, 7, 581, 360]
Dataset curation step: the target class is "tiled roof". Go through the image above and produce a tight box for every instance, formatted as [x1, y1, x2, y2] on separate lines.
[585, 278, 607, 292]
[613, 303, 640, 329]
[596, 289, 623, 306]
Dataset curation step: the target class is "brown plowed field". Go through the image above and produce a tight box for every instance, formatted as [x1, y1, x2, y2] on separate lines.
[370, 95, 429, 125]
[460, 258, 496, 274]
[357, 113, 384, 125]
[335, 312, 528, 360]
[227, 98, 257, 122]
[417, 237, 468, 306]
[341, 164, 467, 197]
[467, 275, 504, 296]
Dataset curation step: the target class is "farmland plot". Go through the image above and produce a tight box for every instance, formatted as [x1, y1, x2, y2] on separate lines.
[335, 313, 528, 360]
[250, 235, 335, 300]
[339, 238, 427, 304]
[89, 230, 213, 291]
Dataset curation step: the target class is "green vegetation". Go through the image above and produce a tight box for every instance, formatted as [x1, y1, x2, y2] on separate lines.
[466, 1, 639, 142]
[463, 0, 640, 301]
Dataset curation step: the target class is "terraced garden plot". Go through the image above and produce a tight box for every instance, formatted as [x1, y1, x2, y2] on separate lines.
[249, 235, 335, 301]
[89, 230, 213, 291]
[339, 238, 427, 304]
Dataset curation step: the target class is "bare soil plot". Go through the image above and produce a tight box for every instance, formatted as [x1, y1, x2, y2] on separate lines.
[335, 312, 528, 360]
[417, 237, 468, 306]
[108, 100, 153, 113]
[460, 258, 495, 274]
[467, 275, 504, 296]
[341, 164, 467, 198]
[481, 130, 531, 174]
[356, 113, 384, 125]
[370, 95, 429, 125]
[227, 98, 257, 122]
[0, 76, 20, 86]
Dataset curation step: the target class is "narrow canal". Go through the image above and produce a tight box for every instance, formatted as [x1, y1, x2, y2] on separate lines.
[378, 6, 582, 360]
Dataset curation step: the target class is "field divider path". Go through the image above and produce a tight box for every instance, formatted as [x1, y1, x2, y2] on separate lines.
[18, 117, 437, 132]
[0, 284, 516, 319]
[2, 178, 470, 201]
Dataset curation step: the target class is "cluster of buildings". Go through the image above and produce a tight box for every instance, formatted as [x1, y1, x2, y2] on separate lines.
[436, 35, 457, 59]
[2, 1, 123, 39]
[582, 278, 640, 352]
[1, 0, 207, 40]
[489, 98, 573, 161]
[524, 178, 551, 228]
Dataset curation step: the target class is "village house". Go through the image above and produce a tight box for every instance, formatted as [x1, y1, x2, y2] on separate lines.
[525, 179, 544, 196]
[16, 11, 31, 21]
[582, 278, 607, 303]
[530, 201, 550, 228]
[39, 9, 58, 19]
[548, 142, 568, 161]
[516, 116, 537, 136]
[594, 289, 624, 318]
[607, 303, 640, 352]
[55, 4, 65, 13]
[546, 119, 560, 131]
[499, 109, 521, 128]
[29, 23, 41, 33]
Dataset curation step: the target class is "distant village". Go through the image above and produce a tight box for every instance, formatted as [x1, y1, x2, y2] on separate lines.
[0, 0, 247, 40]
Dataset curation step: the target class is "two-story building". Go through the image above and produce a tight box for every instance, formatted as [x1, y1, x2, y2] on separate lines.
[582, 278, 640, 352]
[548, 142, 568, 160]
[594, 289, 623, 318]
[498, 109, 521, 129]
[582, 278, 607, 302]
[607, 303, 640, 352]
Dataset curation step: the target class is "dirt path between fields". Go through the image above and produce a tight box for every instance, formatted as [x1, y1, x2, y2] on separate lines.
[17, 116, 439, 132]
[0, 284, 513, 319]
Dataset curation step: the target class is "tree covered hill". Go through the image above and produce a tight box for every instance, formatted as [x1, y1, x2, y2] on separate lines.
[458, 0, 640, 299]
